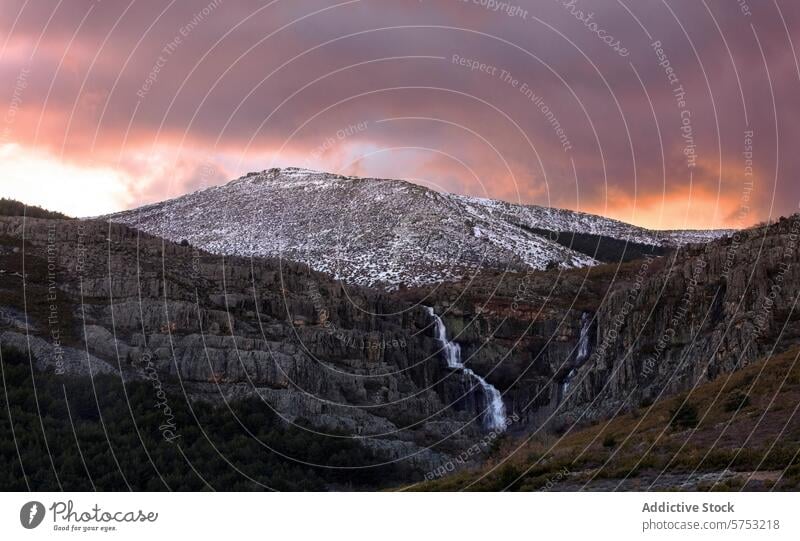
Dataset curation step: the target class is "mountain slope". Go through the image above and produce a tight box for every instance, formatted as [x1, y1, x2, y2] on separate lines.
[411, 346, 800, 491]
[106, 167, 731, 287]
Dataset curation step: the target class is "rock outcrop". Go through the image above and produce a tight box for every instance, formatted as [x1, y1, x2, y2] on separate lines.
[564, 216, 800, 421]
[397, 216, 800, 433]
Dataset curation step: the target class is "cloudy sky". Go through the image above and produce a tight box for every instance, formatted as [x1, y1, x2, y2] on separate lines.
[1, 0, 798, 228]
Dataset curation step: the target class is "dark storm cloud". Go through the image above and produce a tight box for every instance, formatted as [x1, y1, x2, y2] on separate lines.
[1, 0, 798, 226]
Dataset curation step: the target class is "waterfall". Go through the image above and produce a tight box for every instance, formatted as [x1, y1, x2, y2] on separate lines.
[561, 312, 592, 397]
[424, 307, 507, 432]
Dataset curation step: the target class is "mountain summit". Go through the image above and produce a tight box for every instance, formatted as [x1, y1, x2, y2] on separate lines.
[107, 167, 730, 287]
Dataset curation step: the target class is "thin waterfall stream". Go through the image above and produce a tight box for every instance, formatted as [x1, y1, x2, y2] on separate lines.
[424, 307, 507, 431]
[561, 312, 592, 399]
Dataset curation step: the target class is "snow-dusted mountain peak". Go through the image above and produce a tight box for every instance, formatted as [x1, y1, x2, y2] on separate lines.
[106, 167, 732, 288]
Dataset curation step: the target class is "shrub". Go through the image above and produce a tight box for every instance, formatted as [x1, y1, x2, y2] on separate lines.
[670, 403, 699, 430]
[602, 433, 617, 448]
[724, 390, 751, 412]
[490, 464, 523, 491]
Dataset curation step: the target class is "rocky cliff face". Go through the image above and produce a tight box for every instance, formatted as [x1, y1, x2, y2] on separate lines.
[0, 216, 496, 472]
[396, 266, 617, 430]
[562, 216, 800, 422]
[397, 216, 800, 434]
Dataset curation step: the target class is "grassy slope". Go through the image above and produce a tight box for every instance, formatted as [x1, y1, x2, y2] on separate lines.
[411, 346, 800, 491]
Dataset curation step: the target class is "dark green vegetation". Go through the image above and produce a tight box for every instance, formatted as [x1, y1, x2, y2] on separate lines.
[0, 198, 71, 220]
[414, 346, 800, 491]
[0, 346, 408, 491]
[529, 227, 668, 263]
[0, 233, 79, 344]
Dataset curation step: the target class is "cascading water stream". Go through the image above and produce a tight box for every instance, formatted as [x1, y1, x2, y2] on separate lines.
[561, 311, 592, 398]
[424, 307, 507, 432]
